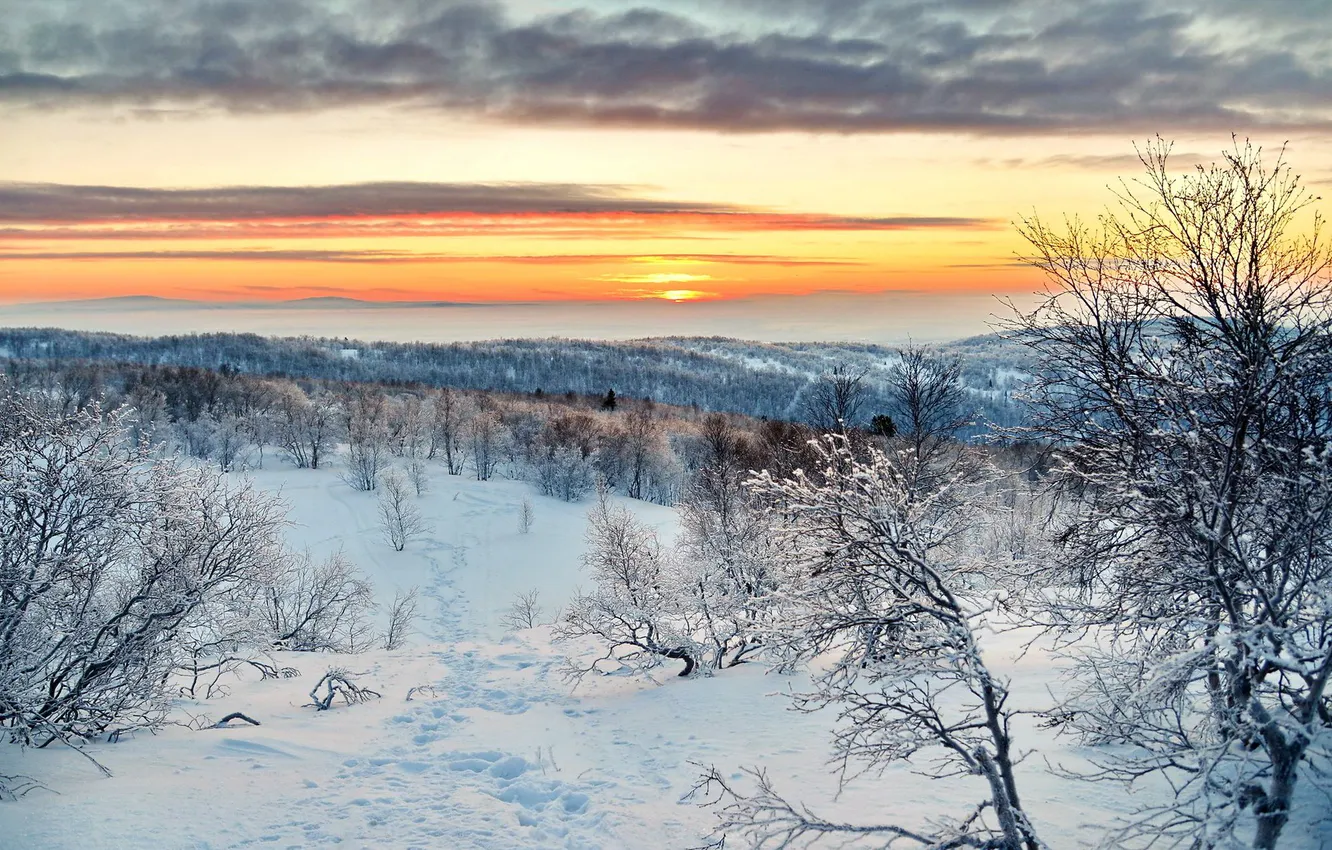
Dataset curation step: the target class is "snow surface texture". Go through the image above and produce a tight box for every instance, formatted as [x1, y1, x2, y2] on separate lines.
[2, 466, 1329, 849]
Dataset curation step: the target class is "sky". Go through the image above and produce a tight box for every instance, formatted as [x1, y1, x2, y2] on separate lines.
[2, 0, 1332, 340]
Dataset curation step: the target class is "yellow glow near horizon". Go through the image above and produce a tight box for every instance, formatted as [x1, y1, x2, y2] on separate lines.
[3, 107, 1330, 306]
[603, 273, 715, 286]
[658, 289, 712, 302]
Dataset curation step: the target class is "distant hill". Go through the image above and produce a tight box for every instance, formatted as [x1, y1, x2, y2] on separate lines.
[0, 327, 1033, 431]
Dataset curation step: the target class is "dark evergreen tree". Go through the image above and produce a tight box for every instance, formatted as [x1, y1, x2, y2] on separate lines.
[869, 414, 897, 439]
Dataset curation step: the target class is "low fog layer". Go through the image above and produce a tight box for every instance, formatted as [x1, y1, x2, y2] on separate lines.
[1, 291, 1040, 346]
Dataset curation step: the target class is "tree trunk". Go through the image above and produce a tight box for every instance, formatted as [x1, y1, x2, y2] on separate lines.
[975, 748, 1024, 850]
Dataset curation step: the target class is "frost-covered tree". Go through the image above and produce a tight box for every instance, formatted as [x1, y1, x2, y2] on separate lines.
[467, 410, 505, 481]
[276, 386, 338, 470]
[241, 404, 275, 469]
[262, 550, 375, 653]
[382, 587, 419, 651]
[0, 389, 288, 749]
[558, 492, 706, 678]
[695, 436, 1041, 850]
[676, 414, 777, 669]
[342, 388, 390, 491]
[430, 387, 469, 475]
[1013, 138, 1332, 849]
[385, 393, 428, 458]
[210, 412, 250, 472]
[377, 469, 429, 551]
[179, 409, 217, 460]
[536, 445, 598, 502]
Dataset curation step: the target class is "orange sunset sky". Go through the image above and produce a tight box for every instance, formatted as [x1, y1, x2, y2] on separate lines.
[3, 0, 1332, 316]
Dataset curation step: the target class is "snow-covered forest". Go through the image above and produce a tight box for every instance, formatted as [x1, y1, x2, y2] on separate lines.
[2, 143, 1332, 850]
[0, 327, 1033, 434]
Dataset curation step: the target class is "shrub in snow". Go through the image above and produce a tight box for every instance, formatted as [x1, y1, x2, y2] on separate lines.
[0, 388, 287, 749]
[261, 550, 375, 653]
[377, 468, 430, 551]
[382, 587, 419, 651]
[535, 445, 597, 502]
[502, 590, 543, 631]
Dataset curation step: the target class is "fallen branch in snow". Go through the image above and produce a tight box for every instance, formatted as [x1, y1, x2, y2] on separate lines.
[208, 712, 262, 728]
[0, 773, 47, 801]
[405, 685, 439, 702]
[306, 669, 381, 711]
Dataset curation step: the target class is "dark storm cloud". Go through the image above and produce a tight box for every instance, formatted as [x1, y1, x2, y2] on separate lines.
[0, 181, 994, 230]
[2, 0, 1329, 133]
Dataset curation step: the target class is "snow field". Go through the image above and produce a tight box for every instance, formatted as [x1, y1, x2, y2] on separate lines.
[1, 464, 1328, 849]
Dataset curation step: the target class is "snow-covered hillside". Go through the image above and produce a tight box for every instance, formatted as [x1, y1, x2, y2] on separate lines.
[1, 465, 1328, 849]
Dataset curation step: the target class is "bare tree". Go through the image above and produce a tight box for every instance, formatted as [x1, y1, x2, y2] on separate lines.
[342, 389, 389, 491]
[694, 436, 1040, 850]
[467, 410, 505, 481]
[557, 492, 705, 679]
[382, 587, 419, 650]
[1011, 138, 1332, 849]
[518, 497, 534, 534]
[690, 414, 754, 531]
[502, 589, 543, 631]
[803, 363, 868, 436]
[262, 550, 375, 653]
[276, 386, 338, 470]
[430, 387, 469, 475]
[886, 345, 970, 464]
[623, 405, 663, 500]
[377, 469, 430, 551]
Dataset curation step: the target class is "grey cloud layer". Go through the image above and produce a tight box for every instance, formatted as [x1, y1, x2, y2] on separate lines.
[0, 181, 991, 229]
[0, 249, 866, 264]
[0, 181, 732, 222]
[2, 0, 1329, 133]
